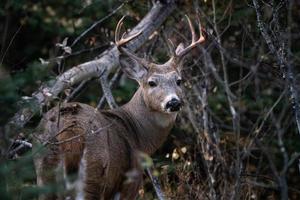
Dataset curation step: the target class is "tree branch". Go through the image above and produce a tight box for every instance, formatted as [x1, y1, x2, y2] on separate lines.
[253, 0, 300, 135]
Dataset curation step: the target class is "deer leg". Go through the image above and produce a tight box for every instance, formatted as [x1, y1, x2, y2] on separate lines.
[84, 162, 105, 200]
[84, 180, 102, 200]
[119, 169, 143, 200]
[34, 144, 61, 200]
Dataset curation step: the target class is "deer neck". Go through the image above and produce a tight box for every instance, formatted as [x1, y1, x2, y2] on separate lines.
[122, 87, 177, 154]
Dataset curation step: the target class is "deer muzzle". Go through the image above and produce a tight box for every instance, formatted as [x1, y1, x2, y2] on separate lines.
[165, 98, 182, 112]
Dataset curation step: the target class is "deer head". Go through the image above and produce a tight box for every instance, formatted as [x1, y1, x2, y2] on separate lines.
[116, 16, 205, 113]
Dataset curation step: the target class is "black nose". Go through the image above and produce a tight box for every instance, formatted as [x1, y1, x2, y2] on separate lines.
[165, 98, 182, 112]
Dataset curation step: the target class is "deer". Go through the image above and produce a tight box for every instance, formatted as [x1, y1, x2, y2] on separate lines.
[33, 15, 205, 200]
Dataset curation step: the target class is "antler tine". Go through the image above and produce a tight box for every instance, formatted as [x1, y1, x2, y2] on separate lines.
[196, 14, 204, 42]
[115, 16, 149, 67]
[175, 15, 205, 59]
[162, 31, 175, 57]
[185, 15, 196, 43]
[115, 16, 125, 46]
[167, 39, 176, 56]
[115, 16, 142, 47]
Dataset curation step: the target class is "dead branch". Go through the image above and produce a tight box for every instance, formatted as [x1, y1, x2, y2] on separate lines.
[146, 167, 166, 200]
[97, 68, 122, 109]
[99, 70, 118, 109]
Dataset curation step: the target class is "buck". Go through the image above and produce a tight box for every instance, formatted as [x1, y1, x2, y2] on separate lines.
[34, 16, 205, 200]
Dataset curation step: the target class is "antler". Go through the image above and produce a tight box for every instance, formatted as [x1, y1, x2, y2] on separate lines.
[173, 15, 205, 60]
[115, 16, 149, 67]
[115, 15, 205, 67]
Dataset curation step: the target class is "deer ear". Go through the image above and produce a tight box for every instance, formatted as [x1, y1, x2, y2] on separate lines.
[119, 55, 148, 82]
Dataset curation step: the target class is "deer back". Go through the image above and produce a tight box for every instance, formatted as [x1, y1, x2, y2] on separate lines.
[35, 103, 142, 191]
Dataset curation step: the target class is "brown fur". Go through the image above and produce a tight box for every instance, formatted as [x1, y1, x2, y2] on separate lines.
[34, 87, 178, 200]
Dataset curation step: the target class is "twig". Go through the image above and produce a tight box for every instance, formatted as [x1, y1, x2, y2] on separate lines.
[97, 68, 122, 109]
[46, 44, 110, 66]
[47, 123, 113, 145]
[65, 79, 91, 103]
[146, 168, 166, 200]
[6, 139, 32, 159]
[0, 25, 22, 67]
[99, 71, 118, 109]
[256, 138, 288, 200]
[70, 3, 125, 47]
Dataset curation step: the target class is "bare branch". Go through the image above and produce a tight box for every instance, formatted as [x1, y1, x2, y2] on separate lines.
[99, 71, 118, 109]
[97, 68, 122, 109]
[146, 167, 166, 200]
[252, 0, 300, 135]
[71, 2, 125, 47]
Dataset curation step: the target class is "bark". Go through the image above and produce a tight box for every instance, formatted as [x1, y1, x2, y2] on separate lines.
[7, 0, 176, 131]
[252, 0, 300, 136]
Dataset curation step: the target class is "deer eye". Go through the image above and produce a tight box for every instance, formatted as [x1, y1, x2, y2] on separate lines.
[148, 81, 157, 87]
[176, 79, 182, 86]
